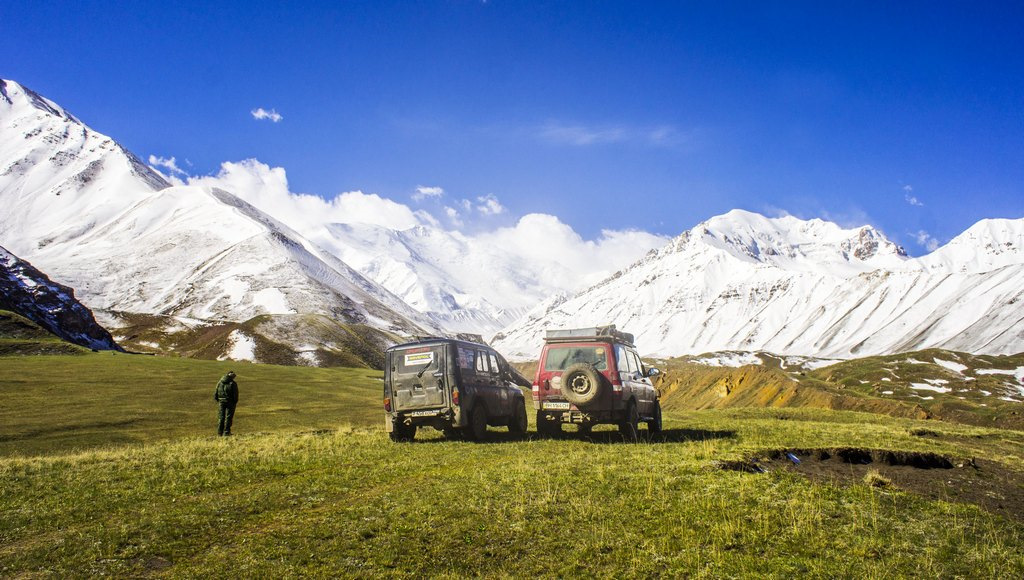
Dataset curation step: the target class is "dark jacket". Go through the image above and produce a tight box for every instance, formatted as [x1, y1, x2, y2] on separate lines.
[214, 374, 239, 405]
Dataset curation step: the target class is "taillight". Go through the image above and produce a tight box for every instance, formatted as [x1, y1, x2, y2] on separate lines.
[531, 383, 540, 400]
[383, 396, 391, 412]
[452, 388, 460, 406]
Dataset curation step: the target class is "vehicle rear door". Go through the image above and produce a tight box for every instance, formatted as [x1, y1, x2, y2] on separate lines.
[391, 343, 448, 411]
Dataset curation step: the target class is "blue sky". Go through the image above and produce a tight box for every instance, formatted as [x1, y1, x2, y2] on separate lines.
[3, 1, 1022, 254]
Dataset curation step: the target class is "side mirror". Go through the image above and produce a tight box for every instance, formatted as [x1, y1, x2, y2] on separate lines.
[647, 367, 661, 378]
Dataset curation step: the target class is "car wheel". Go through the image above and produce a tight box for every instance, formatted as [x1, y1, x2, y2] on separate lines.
[537, 411, 561, 438]
[389, 421, 416, 442]
[560, 363, 605, 407]
[508, 400, 528, 437]
[618, 401, 639, 441]
[469, 404, 489, 441]
[647, 401, 663, 435]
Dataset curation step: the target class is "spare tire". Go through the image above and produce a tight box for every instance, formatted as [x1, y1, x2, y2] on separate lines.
[560, 363, 605, 407]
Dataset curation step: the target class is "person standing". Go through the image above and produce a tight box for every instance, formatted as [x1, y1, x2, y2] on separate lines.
[214, 371, 239, 436]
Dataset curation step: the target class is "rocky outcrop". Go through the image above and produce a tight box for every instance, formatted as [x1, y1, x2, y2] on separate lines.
[0, 245, 121, 351]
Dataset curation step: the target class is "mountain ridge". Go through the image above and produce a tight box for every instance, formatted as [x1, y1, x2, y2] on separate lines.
[493, 211, 1024, 359]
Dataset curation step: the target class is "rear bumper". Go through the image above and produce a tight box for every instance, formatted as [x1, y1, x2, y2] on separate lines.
[538, 408, 623, 425]
[385, 407, 461, 431]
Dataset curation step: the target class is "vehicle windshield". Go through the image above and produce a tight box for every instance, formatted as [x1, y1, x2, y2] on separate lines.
[543, 345, 609, 371]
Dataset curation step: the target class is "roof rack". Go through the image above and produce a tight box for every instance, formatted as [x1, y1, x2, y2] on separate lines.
[543, 325, 634, 346]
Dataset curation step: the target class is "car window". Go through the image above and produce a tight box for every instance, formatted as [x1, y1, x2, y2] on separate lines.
[630, 351, 645, 376]
[488, 353, 500, 376]
[615, 345, 629, 373]
[624, 348, 638, 374]
[476, 350, 489, 373]
[543, 346, 609, 371]
[457, 346, 476, 373]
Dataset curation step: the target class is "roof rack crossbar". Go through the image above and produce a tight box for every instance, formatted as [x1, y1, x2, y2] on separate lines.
[543, 324, 634, 345]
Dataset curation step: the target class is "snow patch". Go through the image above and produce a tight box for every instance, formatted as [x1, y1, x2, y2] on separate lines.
[783, 356, 842, 370]
[910, 382, 952, 393]
[693, 352, 764, 367]
[933, 358, 967, 374]
[297, 351, 319, 366]
[253, 287, 295, 314]
[219, 330, 257, 362]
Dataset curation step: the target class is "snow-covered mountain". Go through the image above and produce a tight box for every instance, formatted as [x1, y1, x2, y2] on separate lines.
[493, 209, 1024, 359]
[3, 77, 1021, 366]
[0, 78, 438, 356]
[0, 245, 120, 350]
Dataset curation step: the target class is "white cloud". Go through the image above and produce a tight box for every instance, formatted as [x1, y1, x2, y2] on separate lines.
[444, 206, 463, 227]
[148, 155, 186, 175]
[189, 159, 423, 230]
[251, 108, 283, 123]
[477, 214, 669, 289]
[147, 155, 189, 186]
[902, 185, 923, 206]
[914, 230, 940, 252]
[537, 122, 680, 147]
[475, 194, 505, 216]
[413, 186, 444, 202]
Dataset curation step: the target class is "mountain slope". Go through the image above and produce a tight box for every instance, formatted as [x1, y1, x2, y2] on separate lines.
[656, 349, 1024, 430]
[494, 210, 1024, 359]
[0, 79, 440, 366]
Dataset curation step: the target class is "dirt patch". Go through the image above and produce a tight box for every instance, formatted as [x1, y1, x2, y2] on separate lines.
[716, 447, 1024, 521]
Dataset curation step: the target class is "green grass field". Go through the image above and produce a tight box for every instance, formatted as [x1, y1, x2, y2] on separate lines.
[2, 353, 1023, 577]
[0, 352, 384, 456]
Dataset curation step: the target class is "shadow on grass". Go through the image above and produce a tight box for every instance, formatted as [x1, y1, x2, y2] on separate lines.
[572, 428, 737, 445]
[405, 427, 736, 445]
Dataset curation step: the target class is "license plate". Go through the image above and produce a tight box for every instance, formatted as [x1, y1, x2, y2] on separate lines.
[408, 410, 440, 417]
[543, 402, 570, 410]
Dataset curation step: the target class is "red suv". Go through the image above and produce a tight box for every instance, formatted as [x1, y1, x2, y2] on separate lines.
[532, 325, 661, 438]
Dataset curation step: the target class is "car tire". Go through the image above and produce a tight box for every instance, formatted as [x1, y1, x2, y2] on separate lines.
[469, 404, 489, 442]
[508, 400, 528, 437]
[647, 400, 663, 435]
[389, 421, 416, 442]
[618, 401, 639, 441]
[561, 363, 605, 407]
[537, 411, 561, 438]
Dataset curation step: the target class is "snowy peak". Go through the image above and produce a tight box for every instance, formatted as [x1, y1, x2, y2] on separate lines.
[0, 78, 80, 123]
[695, 209, 908, 273]
[920, 218, 1024, 273]
[0, 79, 169, 258]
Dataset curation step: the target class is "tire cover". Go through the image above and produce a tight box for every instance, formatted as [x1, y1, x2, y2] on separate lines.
[560, 363, 605, 406]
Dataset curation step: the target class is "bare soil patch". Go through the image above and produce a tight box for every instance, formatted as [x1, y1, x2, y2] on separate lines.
[717, 447, 1024, 521]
